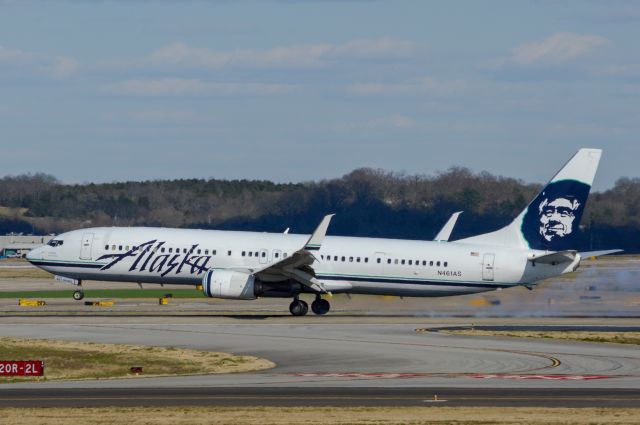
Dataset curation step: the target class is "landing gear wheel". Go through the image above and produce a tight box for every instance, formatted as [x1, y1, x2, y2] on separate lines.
[73, 290, 85, 301]
[289, 299, 309, 316]
[311, 298, 330, 315]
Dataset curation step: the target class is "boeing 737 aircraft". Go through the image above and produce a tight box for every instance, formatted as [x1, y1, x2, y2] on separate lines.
[27, 148, 619, 315]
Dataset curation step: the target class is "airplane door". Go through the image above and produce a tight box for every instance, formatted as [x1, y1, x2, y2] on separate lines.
[482, 253, 495, 281]
[259, 249, 269, 264]
[80, 233, 94, 260]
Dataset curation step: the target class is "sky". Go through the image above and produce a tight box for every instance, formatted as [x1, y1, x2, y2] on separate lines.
[1, 0, 639, 190]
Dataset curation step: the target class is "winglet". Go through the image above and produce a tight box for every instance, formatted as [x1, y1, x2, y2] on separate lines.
[304, 214, 334, 251]
[434, 211, 463, 242]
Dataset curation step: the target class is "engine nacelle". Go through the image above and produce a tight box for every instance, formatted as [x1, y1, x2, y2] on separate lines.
[202, 269, 256, 300]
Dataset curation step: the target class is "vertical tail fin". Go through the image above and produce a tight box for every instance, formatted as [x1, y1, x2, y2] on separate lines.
[460, 148, 602, 251]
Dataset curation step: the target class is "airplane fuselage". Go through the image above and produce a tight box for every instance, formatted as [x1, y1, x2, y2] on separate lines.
[27, 226, 578, 297]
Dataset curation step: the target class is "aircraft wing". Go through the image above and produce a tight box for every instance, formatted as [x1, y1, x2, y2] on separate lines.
[254, 214, 335, 293]
[434, 211, 462, 242]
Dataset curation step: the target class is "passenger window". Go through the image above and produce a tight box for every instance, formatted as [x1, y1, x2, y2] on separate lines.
[228, 250, 232, 256]
[197, 249, 201, 254]
[284, 253, 288, 258]
[349, 257, 353, 262]
[213, 250, 217, 255]
[364, 258, 368, 263]
[118, 245, 123, 251]
[387, 259, 391, 264]
[161, 248, 165, 253]
[242, 251, 246, 257]
[125, 246, 130, 251]
[429, 261, 433, 266]
[408, 260, 412, 265]
[422, 261, 426, 266]
[334, 256, 338, 261]
[169, 248, 173, 253]
[394, 259, 398, 264]
[437, 261, 441, 267]
[444, 261, 448, 267]
[105, 245, 109, 250]
[341, 256, 346, 262]
[377, 258, 381, 264]
[356, 257, 360, 262]
[204, 250, 209, 255]
[112, 245, 116, 250]
[401, 259, 405, 265]
[183, 248, 187, 254]
[275, 252, 279, 258]
[262, 252, 266, 258]
[255, 251, 259, 257]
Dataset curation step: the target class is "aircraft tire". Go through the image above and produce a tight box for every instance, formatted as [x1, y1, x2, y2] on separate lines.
[311, 298, 330, 315]
[289, 300, 308, 316]
[73, 290, 85, 301]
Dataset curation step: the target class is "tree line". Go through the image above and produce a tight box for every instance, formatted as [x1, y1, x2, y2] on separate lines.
[0, 169, 637, 252]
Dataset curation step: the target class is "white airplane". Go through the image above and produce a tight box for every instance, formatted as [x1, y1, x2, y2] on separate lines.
[27, 148, 619, 316]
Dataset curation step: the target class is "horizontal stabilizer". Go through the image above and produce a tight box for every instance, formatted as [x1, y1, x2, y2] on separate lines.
[434, 211, 462, 242]
[528, 250, 577, 264]
[580, 249, 623, 258]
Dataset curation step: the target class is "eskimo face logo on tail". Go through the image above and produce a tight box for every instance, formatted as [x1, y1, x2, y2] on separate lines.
[521, 180, 591, 251]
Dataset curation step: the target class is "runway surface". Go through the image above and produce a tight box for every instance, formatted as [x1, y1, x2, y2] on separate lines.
[1, 318, 639, 409]
[1, 387, 639, 408]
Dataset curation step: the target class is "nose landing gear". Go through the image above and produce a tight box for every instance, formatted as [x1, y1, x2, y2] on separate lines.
[72, 290, 85, 301]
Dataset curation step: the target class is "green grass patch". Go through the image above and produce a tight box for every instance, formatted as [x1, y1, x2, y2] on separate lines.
[0, 288, 204, 299]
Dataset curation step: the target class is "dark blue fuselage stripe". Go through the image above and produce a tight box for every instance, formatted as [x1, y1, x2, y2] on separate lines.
[28, 260, 102, 269]
[317, 274, 513, 289]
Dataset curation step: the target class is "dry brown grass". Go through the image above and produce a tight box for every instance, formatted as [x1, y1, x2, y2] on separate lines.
[445, 330, 640, 345]
[0, 337, 274, 382]
[0, 268, 53, 279]
[1, 407, 639, 425]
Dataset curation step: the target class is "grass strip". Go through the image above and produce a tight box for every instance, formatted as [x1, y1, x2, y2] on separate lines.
[0, 337, 274, 383]
[1, 407, 640, 425]
[445, 330, 640, 345]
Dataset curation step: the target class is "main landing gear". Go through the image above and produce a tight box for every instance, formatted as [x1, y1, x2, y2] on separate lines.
[289, 295, 331, 316]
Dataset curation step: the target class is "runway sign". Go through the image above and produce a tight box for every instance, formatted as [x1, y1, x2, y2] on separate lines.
[0, 360, 44, 377]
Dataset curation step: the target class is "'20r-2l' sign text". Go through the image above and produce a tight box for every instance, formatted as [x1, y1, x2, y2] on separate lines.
[0, 360, 44, 376]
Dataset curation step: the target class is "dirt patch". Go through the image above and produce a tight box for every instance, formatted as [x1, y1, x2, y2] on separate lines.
[0, 337, 274, 382]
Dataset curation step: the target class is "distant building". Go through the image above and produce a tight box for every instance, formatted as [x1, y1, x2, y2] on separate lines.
[0, 235, 52, 258]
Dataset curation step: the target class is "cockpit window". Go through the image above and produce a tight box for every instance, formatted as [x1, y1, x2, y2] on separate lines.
[47, 239, 64, 247]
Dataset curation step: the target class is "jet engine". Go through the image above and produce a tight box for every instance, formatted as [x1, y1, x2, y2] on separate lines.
[202, 269, 256, 300]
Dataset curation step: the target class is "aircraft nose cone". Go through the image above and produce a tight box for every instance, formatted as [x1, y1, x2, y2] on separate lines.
[26, 248, 39, 262]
